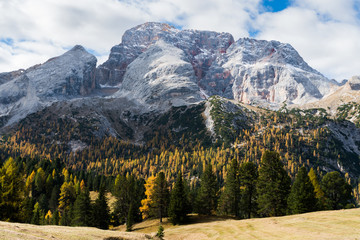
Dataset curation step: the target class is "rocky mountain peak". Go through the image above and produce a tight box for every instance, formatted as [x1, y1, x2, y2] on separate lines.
[347, 76, 360, 90]
[0, 45, 97, 127]
[96, 22, 234, 86]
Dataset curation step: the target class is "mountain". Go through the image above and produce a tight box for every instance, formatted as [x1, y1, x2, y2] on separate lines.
[99, 22, 339, 109]
[0, 45, 97, 127]
[1, 22, 360, 180]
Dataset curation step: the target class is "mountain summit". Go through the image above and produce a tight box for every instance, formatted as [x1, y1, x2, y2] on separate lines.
[98, 22, 338, 109]
[0, 22, 351, 127]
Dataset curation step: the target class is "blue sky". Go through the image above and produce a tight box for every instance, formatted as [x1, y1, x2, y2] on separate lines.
[0, 0, 360, 80]
[262, 0, 291, 12]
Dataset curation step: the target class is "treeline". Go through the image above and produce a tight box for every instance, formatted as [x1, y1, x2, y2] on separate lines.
[1, 150, 354, 229]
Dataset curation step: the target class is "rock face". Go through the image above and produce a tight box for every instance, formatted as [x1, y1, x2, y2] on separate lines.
[347, 76, 360, 90]
[96, 22, 234, 86]
[99, 22, 338, 107]
[115, 40, 202, 111]
[200, 38, 338, 106]
[0, 45, 97, 126]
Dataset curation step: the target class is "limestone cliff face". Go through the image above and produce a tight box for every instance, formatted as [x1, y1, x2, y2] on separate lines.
[96, 22, 234, 86]
[99, 22, 338, 108]
[200, 38, 338, 106]
[114, 40, 202, 112]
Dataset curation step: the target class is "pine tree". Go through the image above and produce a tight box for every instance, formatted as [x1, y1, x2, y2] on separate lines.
[92, 188, 110, 229]
[152, 172, 170, 223]
[72, 189, 92, 226]
[168, 173, 190, 225]
[287, 167, 317, 214]
[196, 163, 218, 215]
[239, 162, 258, 218]
[257, 151, 291, 217]
[0, 157, 24, 221]
[218, 159, 240, 218]
[321, 171, 353, 210]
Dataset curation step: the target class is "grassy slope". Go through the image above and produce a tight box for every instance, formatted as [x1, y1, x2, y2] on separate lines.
[132, 208, 360, 240]
[1, 208, 360, 240]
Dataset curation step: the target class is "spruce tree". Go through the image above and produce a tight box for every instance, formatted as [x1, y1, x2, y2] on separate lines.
[239, 162, 258, 219]
[287, 166, 317, 214]
[126, 203, 135, 232]
[218, 159, 240, 218]
[92, 188, 110, 229]
[257, 151, 291, 217]
[168, 173, 190, 225]
[72, 189, 92, 226]
[152, 172, 170, 223]
[321, 171, 353, 210]
[196, 163, 218, 215]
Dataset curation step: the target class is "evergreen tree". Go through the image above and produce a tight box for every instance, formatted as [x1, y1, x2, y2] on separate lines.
[218, 159, 240, 218]
[92, 188, 110, 229]
[321, 171, 353, 210]
[72, 189, 92, 226]
[31, 202, 41, 225]
[52, 209, 60, 225]
[126, 203, 135, 232]
[21, 196, 34, 223]
[0, 157, 24, 221]
[34, 168, 46, 197]
[152, 172, 170, 223]
[196, 163, 218, 215]
[156, 224, 165, 240]
[49, 186, 60, 211]
[239, 162, 258, 219]
[287, 167, 317, 214]
[168, 173, 190, 225]
[257, 151, 291, 217]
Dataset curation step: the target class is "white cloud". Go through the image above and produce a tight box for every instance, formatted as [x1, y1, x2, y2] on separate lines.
[0, 0, 260, 72]
[255, 0, 360, 80]
[0, 0, 359, 80]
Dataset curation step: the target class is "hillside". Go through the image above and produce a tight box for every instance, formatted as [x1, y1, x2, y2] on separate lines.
[1, 208, 360, 240]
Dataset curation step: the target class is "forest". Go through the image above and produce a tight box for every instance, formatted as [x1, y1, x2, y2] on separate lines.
[0, 150, 354, 230]
[1, 100, 360, 229]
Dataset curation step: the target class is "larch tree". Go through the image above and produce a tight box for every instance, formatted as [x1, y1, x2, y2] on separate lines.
[139, 175, 156, 219]
[308, 167, 325, 209]
[0, 157, 24, 221]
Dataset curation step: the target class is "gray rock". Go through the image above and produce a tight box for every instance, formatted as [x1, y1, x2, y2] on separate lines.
[0, 45, 97, 126]
[96, 22, 234, 86]
[115, 40, 202, 112]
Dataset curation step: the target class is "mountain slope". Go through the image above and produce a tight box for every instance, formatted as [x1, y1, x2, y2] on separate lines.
[0, 45, 97, 128]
